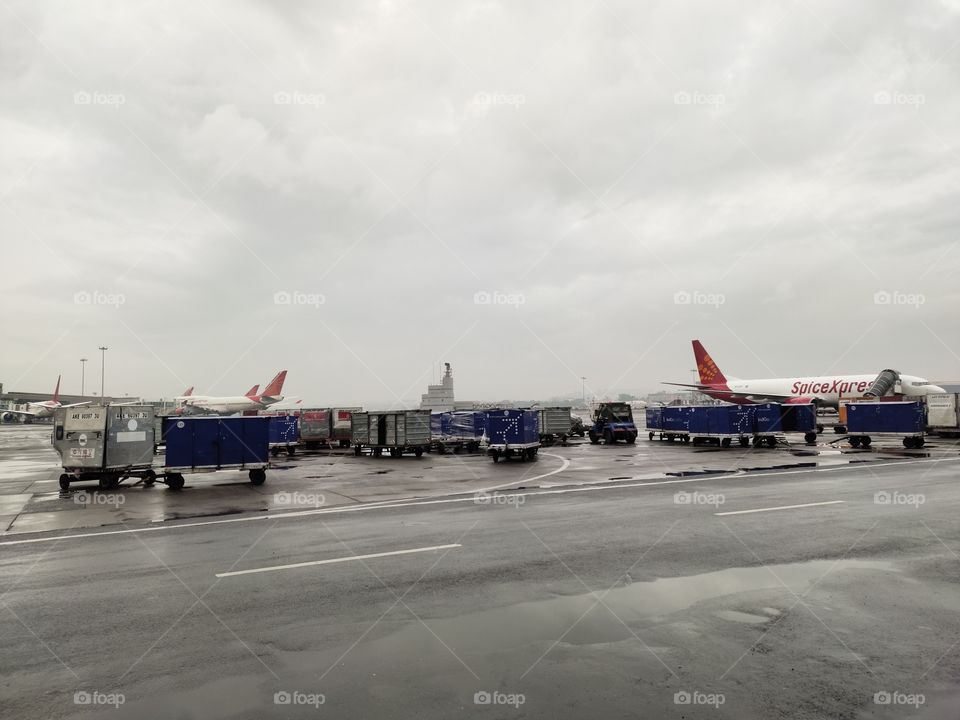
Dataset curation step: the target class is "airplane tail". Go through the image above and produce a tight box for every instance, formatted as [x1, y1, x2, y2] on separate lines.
[245, 384, 260, 398]
[261, 370, 287, 398]
[53, 375, 61, 403]
[692, 340, 728, 387]
[182, 386, 194, 397]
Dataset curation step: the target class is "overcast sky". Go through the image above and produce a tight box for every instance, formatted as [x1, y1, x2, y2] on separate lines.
[2, 0, 959, 407]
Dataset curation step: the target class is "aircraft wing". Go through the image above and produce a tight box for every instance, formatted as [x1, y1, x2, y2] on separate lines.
[60, 401, 91, 409]
[661, 382, 709, 390]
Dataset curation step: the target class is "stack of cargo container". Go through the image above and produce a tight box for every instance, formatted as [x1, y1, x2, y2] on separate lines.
[645, 403, 818, 448]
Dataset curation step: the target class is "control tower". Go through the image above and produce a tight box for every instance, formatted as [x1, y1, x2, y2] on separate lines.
[420, 363, 455, 412]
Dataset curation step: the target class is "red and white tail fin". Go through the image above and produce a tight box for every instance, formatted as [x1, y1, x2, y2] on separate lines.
[182, 386, 194, 397]
[245, 384, 260, 398]
[53, 375, 62, 403]
[261, 370, 287, 398]
[692, 340, 729, 387]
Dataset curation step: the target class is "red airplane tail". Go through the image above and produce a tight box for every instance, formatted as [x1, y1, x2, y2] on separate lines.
[692, 340, 729, 387]
[261, 370, 287, 398]
[182, 386, 194, 397]
[53, 375, 62, 403]
[245, 384, 260, 398]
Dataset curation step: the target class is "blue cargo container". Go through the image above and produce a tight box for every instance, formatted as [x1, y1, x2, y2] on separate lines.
[751, 403, 818, 446]
[267, 415, 299, 456]
[645, 406, 662, 430]
[844, 401, 926, 448]
[163, 416, 270, 489]
[484, 409, 540, 462]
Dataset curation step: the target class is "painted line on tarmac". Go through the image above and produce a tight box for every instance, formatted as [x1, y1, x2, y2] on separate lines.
[715, 500, 846, 516]
[1, 455, 957, 546]
[215, 543, 462, 578]
[478, 452, 571, 492]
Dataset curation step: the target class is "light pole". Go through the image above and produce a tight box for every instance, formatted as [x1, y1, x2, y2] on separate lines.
[80, 358, 88, 400]
[98, 347, 108, 400]
[581, 376, 586, 405]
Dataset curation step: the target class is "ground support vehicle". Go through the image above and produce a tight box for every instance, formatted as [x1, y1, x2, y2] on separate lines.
[484, 409, 540, 462]
[843, 401, 927, 448]
[162, 416, 270, 488]
[267, 415, 299, 456]
[537, 406, 573, 446]
[645, 406, 693, 444]
[351, 410, 432, 457]
[431, 411, 486, 454]
[752, 403, 818, 447]
[926, 393, 960, 437]
[589, 402, 638, 444]
[54, 405, 158, 490]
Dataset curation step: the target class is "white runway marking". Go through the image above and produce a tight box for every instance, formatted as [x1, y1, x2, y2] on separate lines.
[715, 500, 846, 516]
[215, 544, 462, 578]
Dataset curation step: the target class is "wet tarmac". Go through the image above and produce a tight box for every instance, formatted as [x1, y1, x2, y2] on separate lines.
[2, 423, 960, 718]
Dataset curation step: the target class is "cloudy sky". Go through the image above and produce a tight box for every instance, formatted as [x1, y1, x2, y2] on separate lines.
[2, 0, 959, 406]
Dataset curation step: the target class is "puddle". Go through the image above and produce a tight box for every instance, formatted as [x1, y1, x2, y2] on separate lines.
[336, 558, 894, 660]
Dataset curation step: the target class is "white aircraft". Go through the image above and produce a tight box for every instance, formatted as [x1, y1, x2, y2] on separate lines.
[665, 340, 945, 408]
[178, 371, 287, 415]
[1, 375, 90, 421]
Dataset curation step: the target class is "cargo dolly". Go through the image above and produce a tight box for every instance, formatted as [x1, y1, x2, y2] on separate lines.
[484, 409, 540, 462]
[351, 410, 432, 458]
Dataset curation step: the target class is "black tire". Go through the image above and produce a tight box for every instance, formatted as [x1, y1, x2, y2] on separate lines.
[721, 438, 732, 448]
[588, 431, 599, 445]
[861, 436, 872, 448]
[766, 436, 778, 448]
[849, 437, 862, 448]
[287, 446, 296, 457]
[491, 451, 500, 463]
[59, 474, 70, 491]
[804, 432, 817, 444]
[354, 445, 362, 456]
[143, 470, 156, 486]
[414, 448, 424, 458]
[604, 429, 615, 445]
[738, 437, 749, 447]
[917, 436, 925, 447]
[625, 433, 636, 444]
[648, 432, 654, 441]
[166, 474, 185, 490]
[816, 424, 825, 434]
[903, 437, 914, 448]
[249, 469, 266, 486]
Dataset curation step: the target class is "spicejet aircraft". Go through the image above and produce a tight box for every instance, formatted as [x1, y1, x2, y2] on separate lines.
[1, 375, 90, 421]
[179, 371, 287, 415]
[664, 341, 944, 407]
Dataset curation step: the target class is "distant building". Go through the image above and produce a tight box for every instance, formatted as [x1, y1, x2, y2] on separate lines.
[420, 363, 456, 412]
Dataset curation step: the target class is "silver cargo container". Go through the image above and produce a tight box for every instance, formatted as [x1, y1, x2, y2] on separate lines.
[927, 393, 960, 436]
[53, 405, 157, 490]
[538, 406, 572, 444]
[352, 410, 431, 457]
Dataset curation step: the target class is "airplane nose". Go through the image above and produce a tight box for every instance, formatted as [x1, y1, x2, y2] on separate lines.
[929, 385, 947, 394]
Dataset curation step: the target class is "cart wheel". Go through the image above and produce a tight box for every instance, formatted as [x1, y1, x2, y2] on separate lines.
[415, 448, 424, 458]
[804, 432, 817, 444]
[59, 474, 71, 491]
[721, 438, 732, 448]
[249, 469, 266, 486]
[739, 437, 750, 447]
[143, 470, 156, 487]
[287, 446, 296, 457]
[166, 474, 185, 490]
[849, 437, 862, 448]
[604, 429, 615, 445]
[626, 433, 636, 444]
[588, 431, 599, 444]
[861, 436, 872, 448]
[766, 436, 778, 448]
[649, 432, 654, 441]
[491, 451, 500, 463]
[354, 445, 362, 456]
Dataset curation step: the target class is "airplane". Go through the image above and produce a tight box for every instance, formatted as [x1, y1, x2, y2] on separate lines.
[664, 340, 945, 408]
[178, 371, 287, 415]
[0, 375, 90, 422]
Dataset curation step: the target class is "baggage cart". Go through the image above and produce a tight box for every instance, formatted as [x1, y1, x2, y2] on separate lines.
[752, 403, 818, 447]
[351, 410, 432, 457]
[843, 401, 926, 448]
[538, 406, 573, 446]
[267, 415, 299, 456]
[484, 409, 540, 462]
[162, 416, 270, 488]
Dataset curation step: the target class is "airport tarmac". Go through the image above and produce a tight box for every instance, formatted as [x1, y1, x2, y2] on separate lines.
[2, 423, 960, 718]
